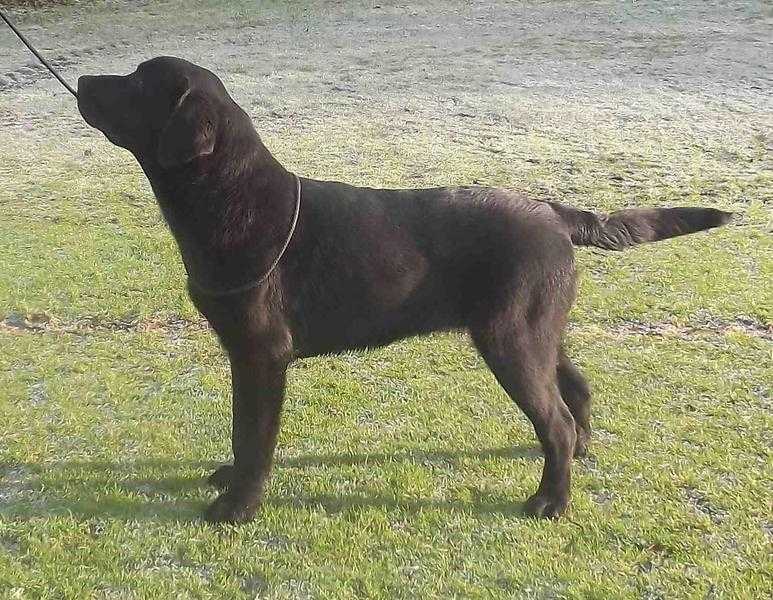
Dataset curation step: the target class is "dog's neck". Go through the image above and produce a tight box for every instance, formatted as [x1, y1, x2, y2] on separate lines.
[140, 126, 298, 294]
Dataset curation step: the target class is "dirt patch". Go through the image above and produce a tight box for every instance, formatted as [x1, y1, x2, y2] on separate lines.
[4, 311, 770, 340]
[1, 311, 208, 336]
[1, 1, 81, 6]
[592, 318, 773, 341]
[0, 464, 38, 507]
[241, 573, 269, 597]
[0, 535, 21, 554]
[685, 488, 728, 524]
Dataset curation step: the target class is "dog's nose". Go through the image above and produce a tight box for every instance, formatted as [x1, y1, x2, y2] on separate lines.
[77, 75, 95, 96]
[76, 76, 102, 124]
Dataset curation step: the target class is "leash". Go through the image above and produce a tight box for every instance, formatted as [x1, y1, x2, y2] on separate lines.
[1, 9, 77, 97]
[2, 8, 298, 297]
[187, 173, 302, 297]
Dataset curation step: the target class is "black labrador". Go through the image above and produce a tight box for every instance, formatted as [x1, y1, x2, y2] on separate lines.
[77, 57, 731, 523]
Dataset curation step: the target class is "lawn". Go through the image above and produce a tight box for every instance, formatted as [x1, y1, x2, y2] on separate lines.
[1, 1, 771, 598]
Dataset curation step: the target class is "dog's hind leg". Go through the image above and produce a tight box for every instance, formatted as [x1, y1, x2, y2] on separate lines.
[471, 317, 577, 519]
[557, 346, 592, 457]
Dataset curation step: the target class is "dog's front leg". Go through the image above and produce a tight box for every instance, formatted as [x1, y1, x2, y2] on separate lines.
[205, 352, 287, 524]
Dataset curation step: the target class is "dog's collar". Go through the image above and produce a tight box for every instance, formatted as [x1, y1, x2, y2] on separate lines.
[185, 173, 302, 297]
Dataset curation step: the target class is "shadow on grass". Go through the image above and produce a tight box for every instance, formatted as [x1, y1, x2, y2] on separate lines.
[0, 445, 541, 523]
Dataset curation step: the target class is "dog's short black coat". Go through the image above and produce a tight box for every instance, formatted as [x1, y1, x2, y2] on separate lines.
[77, 57, 732, 523]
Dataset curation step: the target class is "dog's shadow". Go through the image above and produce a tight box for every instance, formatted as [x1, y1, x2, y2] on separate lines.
[1, 446, 541, 523]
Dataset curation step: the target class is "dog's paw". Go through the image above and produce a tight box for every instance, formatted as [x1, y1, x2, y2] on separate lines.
[573, 426, 591, 458]
[207, 464, 234, 490]
[204, 491, 258, 524]
[524, 493, 569, 519]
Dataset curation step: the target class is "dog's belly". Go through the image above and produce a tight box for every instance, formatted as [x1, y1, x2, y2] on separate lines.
[293, 312, 462, 357]
[290, 276, 465, 358]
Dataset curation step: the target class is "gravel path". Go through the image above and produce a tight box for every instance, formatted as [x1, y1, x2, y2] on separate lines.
[1, 0, 770, 195]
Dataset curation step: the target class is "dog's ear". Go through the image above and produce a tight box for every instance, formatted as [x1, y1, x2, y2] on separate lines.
[157, 85, 217, 169]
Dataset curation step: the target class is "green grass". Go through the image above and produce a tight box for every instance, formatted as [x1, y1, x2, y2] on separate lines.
[1, 329, 770, 598]
[1, 33, 772, 599]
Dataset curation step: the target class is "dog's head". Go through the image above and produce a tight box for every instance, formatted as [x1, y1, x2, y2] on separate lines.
[78, 56, 238, 169]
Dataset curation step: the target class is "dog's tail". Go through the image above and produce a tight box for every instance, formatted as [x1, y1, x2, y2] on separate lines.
[548, 202, 733, 250]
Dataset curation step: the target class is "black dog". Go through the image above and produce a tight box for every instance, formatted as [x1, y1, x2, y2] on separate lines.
[77, 57, 731, 523]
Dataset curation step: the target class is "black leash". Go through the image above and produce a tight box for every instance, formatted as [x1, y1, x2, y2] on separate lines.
[1, 9, 77, 97]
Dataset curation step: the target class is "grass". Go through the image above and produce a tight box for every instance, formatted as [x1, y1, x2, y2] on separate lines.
[0, 121, 771, 600]
[1, 328, 771, 598]
[1, 4, 772, 596]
